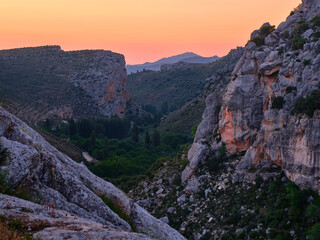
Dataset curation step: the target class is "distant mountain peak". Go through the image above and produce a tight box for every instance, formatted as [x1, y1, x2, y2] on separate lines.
[126, 52, 219, 74]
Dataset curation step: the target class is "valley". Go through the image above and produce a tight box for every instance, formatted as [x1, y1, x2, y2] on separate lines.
[1, 0, 320, 239]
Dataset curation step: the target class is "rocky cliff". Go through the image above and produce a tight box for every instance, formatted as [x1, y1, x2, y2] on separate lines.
[183, 0, 320, 193]
[0, 107, 185, 240]
[159, 47, 243, 135]
[0, 46, 130, 122]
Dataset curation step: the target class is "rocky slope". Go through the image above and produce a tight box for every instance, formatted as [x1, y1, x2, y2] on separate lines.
[127, 62, 218, 115]
[183, 0, 320, 194]
[0, 107, 185, 240]
[129, 1, 320, 239]
[131, 147, 320, 239]
[0, 46, 130, 123]
[159, 47, 243, 135]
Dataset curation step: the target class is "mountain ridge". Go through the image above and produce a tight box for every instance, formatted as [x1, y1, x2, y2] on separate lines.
[126, 52, 219, 74]
[0, 45, 130, 123]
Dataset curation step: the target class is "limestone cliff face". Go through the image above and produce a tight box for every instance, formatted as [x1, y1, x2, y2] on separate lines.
[66, 49, 130, 117]
[0, 46, 130, 121]
[184, 0, 320, 193]
[181, 47, 244, 182]
[0, 107, 185, 240]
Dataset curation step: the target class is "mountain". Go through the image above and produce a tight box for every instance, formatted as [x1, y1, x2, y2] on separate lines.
[185, 0, 320, 193]
[126, 52, 219, 74]
[177, 56, 220, 64]
[127, 62, 218, 114]
[131, 0, 320, 239]
[158, 47, 244, 135]
[0, 107, 185, 240]
[0, 46, 130, 124]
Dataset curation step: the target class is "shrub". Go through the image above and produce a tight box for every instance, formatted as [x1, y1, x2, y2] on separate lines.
[260, 25, 275, 36]
[265, 209, 286, 228]
[304, 59, 311, 66]
[306, 204, 320, 221]
[313, 32, 320, 41]
[292, 88, 320, 117]
[292, 20, 309, 35]
[215, 105, 221, 113]
[8, 220, 23, 230]
[247, 25, 275, 47]
[286, 87, 297, 94]
[271, 96, 285, 109]
[191, 122, 201, 138]
[99, 195, 134, 229]
[282, 30, 290, 39]
[312, 15, 320, 27]
[0, 221, 38, 240]
[292, 35, 306, 50]
[207, 145, 227, 171]
[0, 171, 13, 195]
[286, 183, 309, 221]
[250, 36, 266, 47]
[307, 223, 320, 240]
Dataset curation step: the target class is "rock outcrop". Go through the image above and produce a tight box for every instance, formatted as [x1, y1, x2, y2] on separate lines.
[0, 194, 152, 240]
[0, 46, 130, 122]
[159, 47, 243, 136]
[0, 107, 185, 240]
[183, 0, 320, 193]
[180, 47, 244, 183]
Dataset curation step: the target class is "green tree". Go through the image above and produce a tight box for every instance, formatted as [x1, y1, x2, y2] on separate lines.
[152, 130, 160, 147]
[44, 118, 52, 130]
[69, 119, 77, 137]
[161, 101, 169, 115]
[132, 123, 139, 142]
[90, 130, 96, 150]
[307, 223, 320, 240]
[145, 130, 151, 147]
[103, 137, 109, 159]
[79, 119, 94, 138]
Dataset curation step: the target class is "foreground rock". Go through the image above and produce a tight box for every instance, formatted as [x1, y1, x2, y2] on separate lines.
[0, 194, 152, 240]
[0, 107, 185, 240]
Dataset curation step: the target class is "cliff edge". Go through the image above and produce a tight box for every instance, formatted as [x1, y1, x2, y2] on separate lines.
[183, 0, 320, 193]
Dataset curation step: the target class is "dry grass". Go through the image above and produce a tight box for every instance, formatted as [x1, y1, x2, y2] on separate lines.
[0, 221, 28, 240]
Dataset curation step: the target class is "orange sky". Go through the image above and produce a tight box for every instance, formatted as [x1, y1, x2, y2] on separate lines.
[0, 0, 301, 64]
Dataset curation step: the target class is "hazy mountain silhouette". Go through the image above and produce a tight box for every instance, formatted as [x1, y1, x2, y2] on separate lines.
[126, 52, 219, 74]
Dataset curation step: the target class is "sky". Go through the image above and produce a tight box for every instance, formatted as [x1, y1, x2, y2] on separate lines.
[0, 0, 301, 64]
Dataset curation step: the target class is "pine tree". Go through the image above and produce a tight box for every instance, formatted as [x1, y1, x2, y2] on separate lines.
[90, 130, 96, 150]
[103, 137, 109, 159]
[161, 101, 169, 115]
[145, 130, 151, 147]
[44, 118, 51, 130]
[152, 130, 160, 147]
[132, 123, 139, 142]
[69, 119, 77, 137]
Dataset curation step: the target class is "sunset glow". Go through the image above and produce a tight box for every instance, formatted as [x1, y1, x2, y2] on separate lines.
[0, 0, 301, 64]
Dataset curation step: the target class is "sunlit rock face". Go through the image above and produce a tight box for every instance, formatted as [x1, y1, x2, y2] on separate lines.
[183, 0, 320, 193]
[67, 49, 130, 117]
[0, 46, 130, 120]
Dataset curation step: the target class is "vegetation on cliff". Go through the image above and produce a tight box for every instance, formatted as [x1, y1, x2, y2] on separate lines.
[292, 87, 320, 117]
